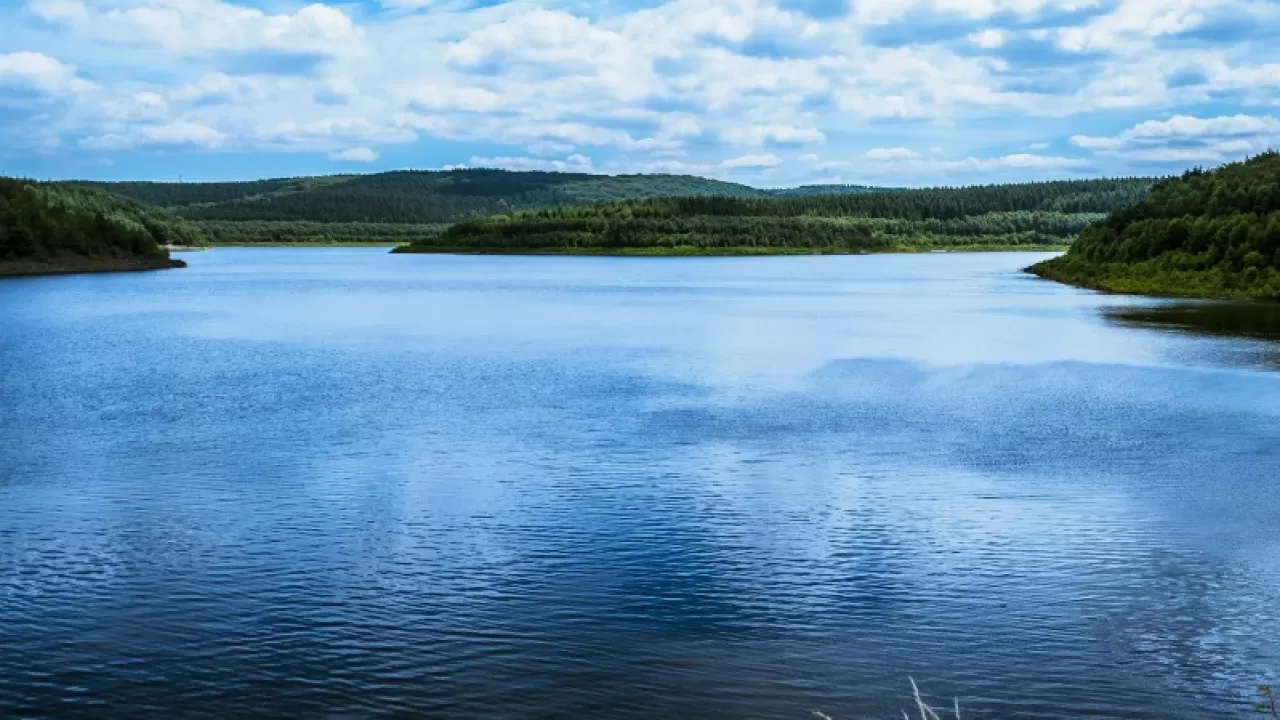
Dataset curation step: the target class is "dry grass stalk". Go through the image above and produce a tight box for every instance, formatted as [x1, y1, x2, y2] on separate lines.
[812, 680, 961, 720]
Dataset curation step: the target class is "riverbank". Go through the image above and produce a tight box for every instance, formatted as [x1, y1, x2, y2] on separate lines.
[0, 255, 186, 279]
[216, 242, 408, 248]
[392, 244, 1069, 256]
[1028, 256, 1280, 300]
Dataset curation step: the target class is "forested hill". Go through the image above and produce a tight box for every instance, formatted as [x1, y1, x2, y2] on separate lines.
[1031, 152, 1280, 299]
[396, 178, 1155, 255]
[81, 170, 771, 225]
[1, 178, 200, 276]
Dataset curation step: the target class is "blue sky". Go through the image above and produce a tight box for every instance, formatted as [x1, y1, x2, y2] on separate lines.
[2, 0, 1280, 186]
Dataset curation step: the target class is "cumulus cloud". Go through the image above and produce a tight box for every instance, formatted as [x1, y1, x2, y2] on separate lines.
[865, 147, 920, 160]
[81, 121, 226, 151]
[26, 0, 361, 57]
[1071, 114, 1280, 164]
[0, 52, 94, 95]
[255, 118, 417, 151]
[464, 153, 596, 172]
[171, 73, 264, 105]
[7, 0, 1280, 181]
[721, 153, 782, 169]
[722, 124, 825, 147]
[329, 147, 378, 163]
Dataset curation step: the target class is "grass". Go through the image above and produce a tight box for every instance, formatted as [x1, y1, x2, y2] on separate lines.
[1260, 685, 1278, 718]
[1028, 255, 1280, 300]
[812, 680, 961, 720]
[810, 680, 1280, 718]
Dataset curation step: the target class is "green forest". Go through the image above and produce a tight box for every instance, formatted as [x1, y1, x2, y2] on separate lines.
[1030, 152, 1280, 299]
[77, 169, 785, 246]
[395, 179, 1153, 254]
[1, 178, 199, 276]
[87, 169, 768, 224]
[78, 170, 1155, 253]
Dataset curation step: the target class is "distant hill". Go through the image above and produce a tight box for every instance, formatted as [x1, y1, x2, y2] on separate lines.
[395, 178, 1154, 255]
[1031, 152, 1280, 299]
[1, 178, 199, 276]
[81, 170, 771, 225]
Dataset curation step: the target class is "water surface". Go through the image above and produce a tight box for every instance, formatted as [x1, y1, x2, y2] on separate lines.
[2, 249, 1278, 719]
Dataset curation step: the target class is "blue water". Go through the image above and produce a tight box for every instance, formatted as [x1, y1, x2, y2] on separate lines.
[2, 249, 1278, 719]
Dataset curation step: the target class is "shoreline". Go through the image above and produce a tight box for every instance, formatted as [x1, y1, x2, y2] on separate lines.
[392, 244, 1069, 257]
[1027, 259, 1280, 301]
[0, 256, 186, 279]
[214, 242, 409, 248]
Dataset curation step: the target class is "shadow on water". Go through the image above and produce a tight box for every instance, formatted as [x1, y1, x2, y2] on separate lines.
[1105, 301, 1280, 369]
[1106, 301, 1280, 342]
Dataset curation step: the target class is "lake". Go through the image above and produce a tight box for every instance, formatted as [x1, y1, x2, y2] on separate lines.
[1, 249, 1277, 719]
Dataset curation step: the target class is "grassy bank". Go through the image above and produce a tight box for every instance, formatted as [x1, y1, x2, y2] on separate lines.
[1029, 254, 1280, 299]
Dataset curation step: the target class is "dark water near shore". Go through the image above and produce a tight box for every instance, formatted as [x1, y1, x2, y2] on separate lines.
[2, 249, 1278, 719]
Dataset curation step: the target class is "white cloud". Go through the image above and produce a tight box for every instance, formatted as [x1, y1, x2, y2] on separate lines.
[81, 121, 226, 150]
[255, 118, 417, 151]
[720, 153, 782, 169]
[865, 147, 920, 160]
[464, 153, 596, 172]
[171, 73, 264, 105]
[0, 51, 94, 94]
[26, 0, 361, 56]
[8, 0, 1280, 182]
[1071, 113, 1280, 163]
[408, 85, 507, 113]
[968, 29, 1006, 49]
[722, 124, 826, 147]
[988, 153, 1089, 169]
[330, 147, 378, 163]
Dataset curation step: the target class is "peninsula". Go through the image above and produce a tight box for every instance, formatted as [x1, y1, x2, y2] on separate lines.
[0, 178, 202, 278]
[1030, 152, 1280, 300]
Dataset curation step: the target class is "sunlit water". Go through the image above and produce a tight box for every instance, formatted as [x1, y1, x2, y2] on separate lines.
[2, 249, 1277, 719]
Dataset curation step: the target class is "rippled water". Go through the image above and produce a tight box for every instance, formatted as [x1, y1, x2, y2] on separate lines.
[2, 249, 1278, 719]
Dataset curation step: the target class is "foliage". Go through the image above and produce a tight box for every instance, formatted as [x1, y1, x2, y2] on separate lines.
[87, 169, 770, 227]
[396, 178, 1152, 253]
[1260, 684, 1278, 718]
[1031, 152, 1280, 299]
[72, 177, 353, 207]
[195, 220, 447, 245]
[0, 177, 203, 266]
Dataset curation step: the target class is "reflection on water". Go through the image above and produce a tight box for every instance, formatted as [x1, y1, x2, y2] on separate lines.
[1105, 301, 1280, 370]
[1, 250, 1278, 720]
[1107, 301, 1280, 342]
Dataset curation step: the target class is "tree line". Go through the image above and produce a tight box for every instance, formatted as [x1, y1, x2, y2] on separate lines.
[397, 179, 1153, 254]
[1032, 152, 1280, 299]
[86, 170, 768, 226]
[1, 178, 205, 264]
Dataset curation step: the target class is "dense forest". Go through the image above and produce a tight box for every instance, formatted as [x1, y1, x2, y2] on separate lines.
[79, 170, 1155, 251]
[86, 170, 769, 226]
[74, 176, 356, 208]
[1031, 152, 1280, 299]
[0, 178, 199, 276]
[198, 220, 449, 245]
[394, 179, 1153, 254]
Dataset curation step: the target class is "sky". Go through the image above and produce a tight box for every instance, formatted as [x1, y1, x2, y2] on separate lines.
[2, 0, 1279, 187]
